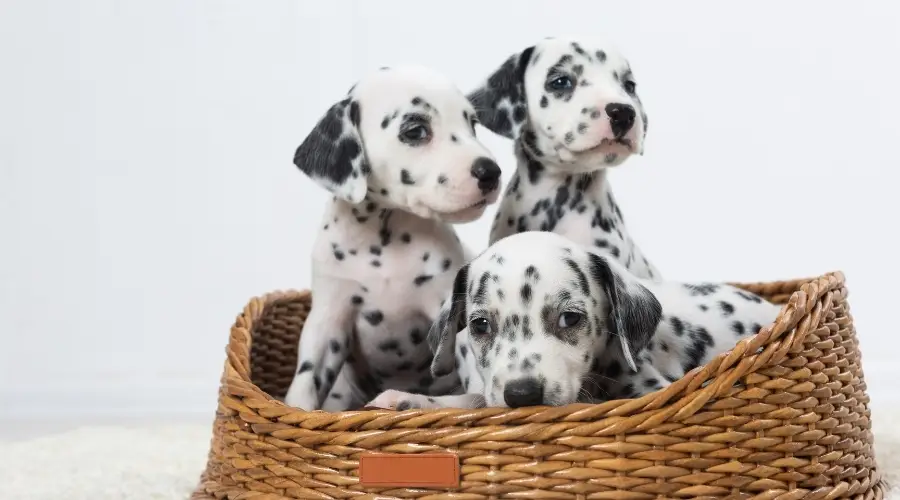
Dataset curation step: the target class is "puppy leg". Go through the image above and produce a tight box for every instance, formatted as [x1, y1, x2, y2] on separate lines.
[283, 284, 353, 410]
[632, 363, 672, 396]
[367, 390, 484, 410]
[320, 366, 362, 411]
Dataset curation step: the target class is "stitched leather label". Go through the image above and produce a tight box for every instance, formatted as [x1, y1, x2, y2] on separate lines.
[358, 452, 460, 488]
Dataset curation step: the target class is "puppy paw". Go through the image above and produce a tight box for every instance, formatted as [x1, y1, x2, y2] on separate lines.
[283, 375, 319, 411]
[367, 389, 440, 410]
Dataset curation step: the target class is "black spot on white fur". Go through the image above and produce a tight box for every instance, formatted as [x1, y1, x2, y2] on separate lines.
[719, 301, 735, 316]
[520, 284, 532, 305]
[736, 290, 764, 303]
[364, 310, 384, 326]
[414, 275, 433, 286]
[684, 284, 719, 296]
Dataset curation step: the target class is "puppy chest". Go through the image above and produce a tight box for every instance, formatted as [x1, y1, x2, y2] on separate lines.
[351, 313, 436, 384]
[316, 226, 462, 296]
[553, 211, 632, 254]
[507, 189, 626, 237]
[356, 246, 459, 308]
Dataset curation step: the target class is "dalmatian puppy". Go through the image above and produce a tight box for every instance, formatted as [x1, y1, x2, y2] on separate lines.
[368, 231, 781, 410]
[468, 37, 660, 280]
[283, 66, 503, 411]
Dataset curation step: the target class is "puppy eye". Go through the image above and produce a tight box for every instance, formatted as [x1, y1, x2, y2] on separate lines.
[547, 75, 574, 91]
[399, 124, 431, 145]
[470, 318, 491, 335]
[623, 80, 637, 95]
[558, 311, 583, 328]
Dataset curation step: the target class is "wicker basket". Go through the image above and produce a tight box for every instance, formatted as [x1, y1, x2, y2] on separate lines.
[192, 271, 886, 500]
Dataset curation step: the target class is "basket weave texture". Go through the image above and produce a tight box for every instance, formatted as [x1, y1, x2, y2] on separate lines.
[192, 272, 886, 500]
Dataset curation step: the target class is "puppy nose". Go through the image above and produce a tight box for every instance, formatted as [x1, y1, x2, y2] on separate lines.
[604, 103, 636, 138]
[470, 157, 501, 194]
[503, 377, 545, 407]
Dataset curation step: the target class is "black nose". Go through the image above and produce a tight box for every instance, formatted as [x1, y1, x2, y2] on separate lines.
[605, 103, 636, 138]
[503, 377, 545, 408]
[470, 157, 501, 194]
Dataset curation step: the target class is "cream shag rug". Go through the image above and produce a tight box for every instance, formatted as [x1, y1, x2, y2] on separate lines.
[1, 410, 897, 500]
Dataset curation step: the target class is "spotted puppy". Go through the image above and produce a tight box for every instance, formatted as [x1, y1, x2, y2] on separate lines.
[283, 66, 503, 411]
[368, 231, 781, 410]
[468, 37, 659, 280]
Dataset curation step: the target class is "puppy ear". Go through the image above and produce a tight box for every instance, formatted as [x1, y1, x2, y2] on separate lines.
[467, 46, 535, 140]
[587, 252, 662, 372]
[428, 264, 469, 378]
[293, 95, 370, 204]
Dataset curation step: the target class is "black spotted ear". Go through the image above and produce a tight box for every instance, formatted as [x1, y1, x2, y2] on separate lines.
[428, 264, 469, 378]
[588, 252, 662, 372]
[467, 46, 535, 140]
[293, 95, 370, 204]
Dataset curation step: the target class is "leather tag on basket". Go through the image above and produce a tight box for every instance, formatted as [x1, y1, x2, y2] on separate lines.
[358, 452, 459, 488]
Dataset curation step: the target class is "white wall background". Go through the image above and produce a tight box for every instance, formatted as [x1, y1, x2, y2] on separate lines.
[2, 0, 899, 419]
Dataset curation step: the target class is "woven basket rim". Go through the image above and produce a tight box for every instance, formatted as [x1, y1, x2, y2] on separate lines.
[222, 271, 847, 428]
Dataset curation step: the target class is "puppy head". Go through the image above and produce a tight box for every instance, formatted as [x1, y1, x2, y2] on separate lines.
[293, 66, 502, 223]
[429, 231, 661, 408]
[468, 37, 648, 173]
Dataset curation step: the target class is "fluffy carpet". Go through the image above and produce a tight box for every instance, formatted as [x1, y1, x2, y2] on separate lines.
[1, 410, 897, 500]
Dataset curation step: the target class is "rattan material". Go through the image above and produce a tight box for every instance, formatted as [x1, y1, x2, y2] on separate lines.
[192, 272, 886, 500]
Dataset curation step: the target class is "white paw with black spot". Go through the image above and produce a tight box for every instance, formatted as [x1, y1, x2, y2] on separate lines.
[366, 389, 438, 410]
